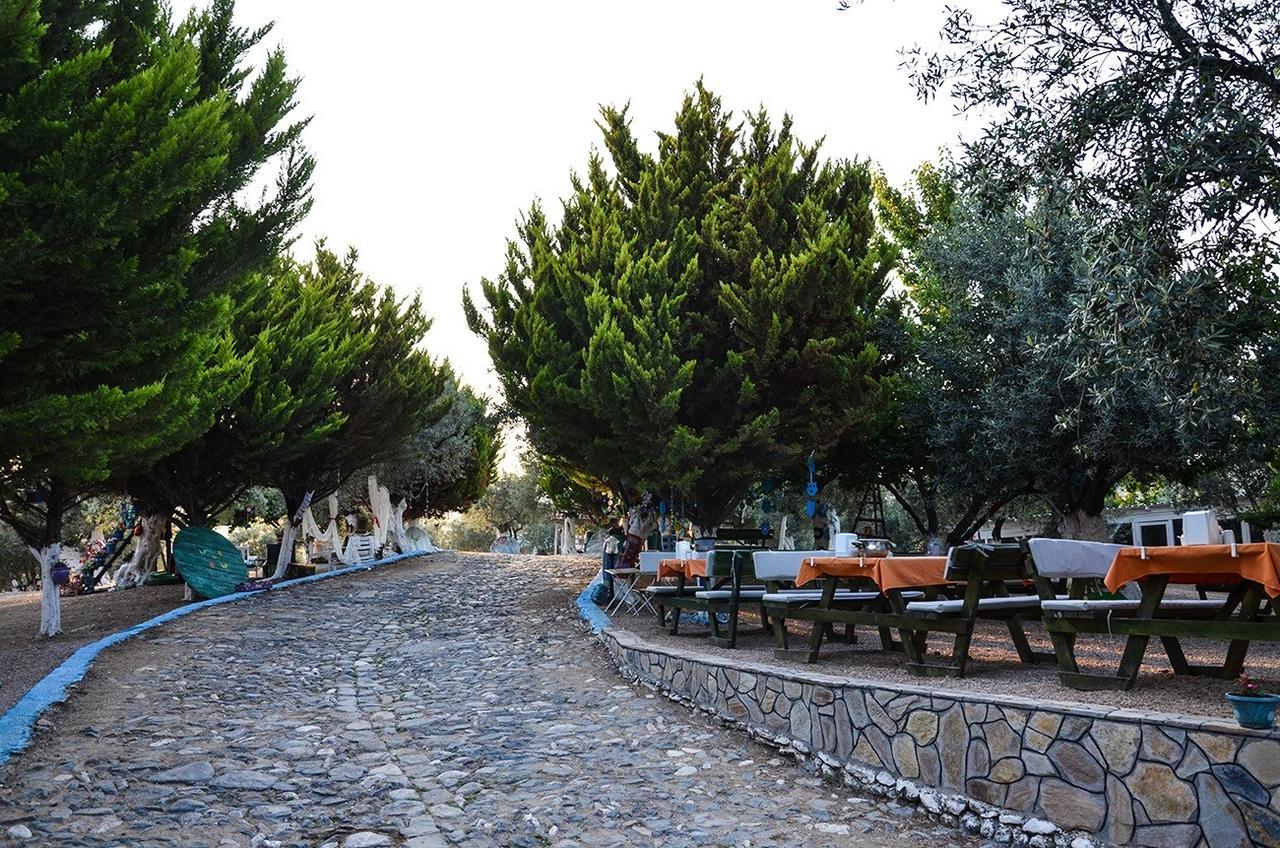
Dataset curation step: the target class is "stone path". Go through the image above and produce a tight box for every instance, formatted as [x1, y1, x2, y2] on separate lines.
[0, 554, 977, 847]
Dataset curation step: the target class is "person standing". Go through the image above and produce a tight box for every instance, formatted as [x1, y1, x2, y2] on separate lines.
[599, 525, 623, 601]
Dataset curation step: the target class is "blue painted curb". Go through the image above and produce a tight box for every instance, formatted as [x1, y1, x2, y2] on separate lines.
[574, 573, 612, 634]
[0, 550, 426, 766]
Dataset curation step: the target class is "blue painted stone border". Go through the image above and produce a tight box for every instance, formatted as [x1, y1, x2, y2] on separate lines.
[0, 551, 424, 766]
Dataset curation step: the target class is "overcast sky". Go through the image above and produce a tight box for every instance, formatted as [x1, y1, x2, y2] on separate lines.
[209, 0, 980, 403]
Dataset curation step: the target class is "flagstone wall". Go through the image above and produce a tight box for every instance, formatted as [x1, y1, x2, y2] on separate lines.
[599, 626, 1280, 847]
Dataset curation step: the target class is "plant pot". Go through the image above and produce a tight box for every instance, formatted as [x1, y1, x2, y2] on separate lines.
[1226, 692, 1280, 729]
[50, 564, 71, 586]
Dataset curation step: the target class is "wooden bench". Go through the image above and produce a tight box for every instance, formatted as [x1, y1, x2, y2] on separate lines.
[1027, 538, 1271, 691]
[654, 549, 770, 648]
[893, 543, 1053, 678]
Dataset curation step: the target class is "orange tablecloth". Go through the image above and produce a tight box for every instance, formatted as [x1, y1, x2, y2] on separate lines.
[657, 559, 685, 580]
[1104, 543, 1280, 598]
[797, 555, 951, 593]
[657, 558, 709, 580]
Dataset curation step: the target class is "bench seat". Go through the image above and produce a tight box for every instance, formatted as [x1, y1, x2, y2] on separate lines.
[762, 590, 882, 604]
[694, 588, 768, 600]
[906, 595, 1047, 615]
[1041, 598, 1224, 613]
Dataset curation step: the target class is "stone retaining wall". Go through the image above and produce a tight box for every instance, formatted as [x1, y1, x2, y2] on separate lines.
[598, 625, 1280, 847]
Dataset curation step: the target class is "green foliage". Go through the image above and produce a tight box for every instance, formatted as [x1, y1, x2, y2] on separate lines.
[427, 510, 494, 553]
[466, 82, 899, 528]
[0, 0, 311, 549]
[908, 0, 1280, 250]
[864, 164, 1026, 547]
[0, 523, 35, 588]
[225, 519, 278, 560]
[350, 376, 501, 518]
[270, 246, 451, 517]
[477, 460, 551, 539]
[129, 244, 371, 526]
[537, 457, 615, 526]
[880, 160, 1273, 539]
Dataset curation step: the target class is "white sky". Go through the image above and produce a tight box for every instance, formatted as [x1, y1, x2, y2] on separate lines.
[212, 0, 979, 402]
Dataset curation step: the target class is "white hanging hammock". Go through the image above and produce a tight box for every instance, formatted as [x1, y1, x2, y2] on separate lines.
[368, 475, 439, 555]
[298, 478, 440, 564]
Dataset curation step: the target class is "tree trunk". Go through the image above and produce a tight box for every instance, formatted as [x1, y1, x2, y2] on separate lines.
[1057, 508, 1110, 541]
[29, 544, 62, 637]
[271, 521, 299, 580]
[113, 512, 167, 589]
[923, 533, 945, 556]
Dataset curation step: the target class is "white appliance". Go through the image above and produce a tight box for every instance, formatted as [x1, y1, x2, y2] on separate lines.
[833, 533, 860, 556]
[1181, 510, 1222, 546]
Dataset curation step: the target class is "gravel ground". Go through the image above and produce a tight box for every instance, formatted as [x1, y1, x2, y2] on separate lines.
[624, 595, 1280, 719]
[0, 553, 979, 848]
[0, 585, 190, 713]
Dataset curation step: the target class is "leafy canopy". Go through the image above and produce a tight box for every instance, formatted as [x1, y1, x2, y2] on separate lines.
[0, 0, 312, 546]
[466, 82, 898, 527]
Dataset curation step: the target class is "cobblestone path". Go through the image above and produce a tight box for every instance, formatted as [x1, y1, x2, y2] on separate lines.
[0, 554, 975, 847]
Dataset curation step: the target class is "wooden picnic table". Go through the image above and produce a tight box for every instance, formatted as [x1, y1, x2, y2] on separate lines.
[657, 557, 713, 580]
[1106, 542, 1280, 597]
[652, 550, 768, 648]
[796, 554, 951, 593]
[773, 547, 1054, 676]
[656, 558, 686, 580]
[768, 554, 954, 665]
[1049, 542, 1280, 690]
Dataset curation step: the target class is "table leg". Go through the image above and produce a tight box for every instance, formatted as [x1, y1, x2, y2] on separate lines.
[803, 577, 839, 663]
[1222, 584, 1264, 679]
[1114, 574, 1168, 688]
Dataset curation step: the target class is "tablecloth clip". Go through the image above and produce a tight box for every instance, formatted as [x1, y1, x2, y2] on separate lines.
[1140, 546, 1149, 560]
[1106, 608, 1114, 636]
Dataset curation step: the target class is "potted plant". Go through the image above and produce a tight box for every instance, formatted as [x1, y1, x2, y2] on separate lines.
[1226, 674, 1280, 729]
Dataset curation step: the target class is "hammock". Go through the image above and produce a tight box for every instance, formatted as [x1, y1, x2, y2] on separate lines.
[368, 475, 439, 555]
[299, 478, 441, 564]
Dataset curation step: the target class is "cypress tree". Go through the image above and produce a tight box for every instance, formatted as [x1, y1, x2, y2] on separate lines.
[466, 82, 898, 529]
[0, 0, 312, 633]
[267, 246, 451, 578]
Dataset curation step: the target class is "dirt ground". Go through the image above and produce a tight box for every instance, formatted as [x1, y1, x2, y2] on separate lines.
[625, 601, 1280, 720]
[0, 586, 190, 713]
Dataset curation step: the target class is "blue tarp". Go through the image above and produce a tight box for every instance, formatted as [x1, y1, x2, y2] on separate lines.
[574, 574, 612, 634]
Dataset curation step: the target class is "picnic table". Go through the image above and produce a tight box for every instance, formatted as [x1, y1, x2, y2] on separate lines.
[771, 546, 1058, 676]
[1034, 541, 1280, 690]
[648, 550, 768, 648]
[765, 554, 952, 665]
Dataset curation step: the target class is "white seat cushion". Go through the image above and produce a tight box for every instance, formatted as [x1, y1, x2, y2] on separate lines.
[1042, 598, 1225, 613]
[695, 589, 768, 600]
[751, 550, 830, 581]
[761, 591, 882, 604]
[1027, 538, 1125, 579]
[906, 595, 1045, 615]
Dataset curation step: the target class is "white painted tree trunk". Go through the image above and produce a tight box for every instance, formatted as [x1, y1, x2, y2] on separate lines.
[559, 517, 577, 554]
[390, 499, 412, 553]
[29, 544, 61, 637]
[1058, 509, 1110, 542]
[271, 522, 299, 580]
[113, 514, 166, 589]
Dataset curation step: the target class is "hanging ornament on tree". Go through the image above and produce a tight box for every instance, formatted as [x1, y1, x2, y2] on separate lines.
[805, 453, 819, 518]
